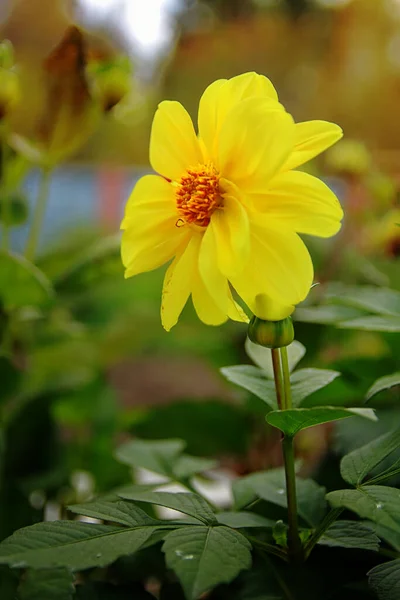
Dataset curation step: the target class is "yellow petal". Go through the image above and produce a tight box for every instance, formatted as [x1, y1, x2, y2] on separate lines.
[121, 174, 175, 230]
[231, 223, 313, 310]
[217, 98, 295, 188]
[192, 271, 228, 326]
[121, 174, 185, 275]
[198, 225, 248, 322]
[209, 194, 250, 277]
[283, 120, 343, 171]
[254, 294, 294, 321]
[150, 101, 203, 181]
[161, 234, 200, 331]
[197, 78, 227, 159]
[122, 225, 189, 279]
[198, 72, 280, 158]
[253, 171, 343, 238]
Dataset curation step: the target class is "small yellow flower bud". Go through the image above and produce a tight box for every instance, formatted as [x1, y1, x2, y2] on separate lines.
[248, 315, 294, 349]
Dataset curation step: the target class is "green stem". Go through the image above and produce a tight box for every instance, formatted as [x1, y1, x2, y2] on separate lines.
[304, 507, 343, 558]
[246, 535, 288, 561]
[25, 168, 51, 261]
[1, 133, 9, 251]
[280, 346, 292, 409]
[282, 435, 303, 562]
[271, 346, 302, 562]
[271, 348, 285, 410]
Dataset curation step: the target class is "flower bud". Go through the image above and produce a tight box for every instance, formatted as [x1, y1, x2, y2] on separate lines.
[248, 315, 294, 349]
[87, 55, 131, 113]
[325, 139, 371, 177]
[0, 40, 20, 120]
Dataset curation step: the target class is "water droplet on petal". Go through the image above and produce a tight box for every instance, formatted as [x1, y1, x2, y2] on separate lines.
[96, 553, 102, 558]
[376, 503, 383, 509]
[183, 554, 194, 560]
[277, 489, 285, 495]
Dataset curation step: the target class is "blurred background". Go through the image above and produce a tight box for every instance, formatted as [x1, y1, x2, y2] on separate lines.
[0, 0, 399, 541]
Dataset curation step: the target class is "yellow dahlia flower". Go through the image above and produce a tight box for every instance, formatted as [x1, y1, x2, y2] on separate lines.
[121, 72, 343, 330]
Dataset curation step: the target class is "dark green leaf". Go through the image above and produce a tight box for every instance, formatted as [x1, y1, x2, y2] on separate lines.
[340, 428, 400, 486]
[233, 469, 326, 526]
[327, 285, 400, 316]
[338, 316, 400, 332]
[366, 373, 400, 401]
[0, 251, 53, 309]
[0, 521, 163, 570]
[327, 486, 400, 532]
[368, 560, 400, 600]
[75, 582, 156, 599]
[114, 439, 185, 477]
[162, 525, 252, 600]
[117, 491, 217, 525]
[216, 512, 275, 528]
[18, 568, 74, 600]
[318, 521, 380, 551]
[290, 369, 341, 407]
[244, 339, 305, 378]
[220, 365, 276, 409]
[267, 407, 377, 436]
[67, 500, 158, 526]
[0, 566, 19, 599]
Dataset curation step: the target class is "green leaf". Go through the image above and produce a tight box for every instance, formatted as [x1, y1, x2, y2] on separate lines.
[220, 365, 277, 409]
[340, 428, 400, 486]
[327, 486, 400, 532]
[18, 568, 75, 600]
[220, 366, 340, 409]
[373, 523, 400, 552]
[114, 439, 185, 477]
[0, 251, 53, 309]
[244, 338, 305, 378]
[267, 407, 377, 436]
[0, 521, 163, 570]
[338, 316, 400, 332]
[162, 526, 252, 600]
[318, 521, 380, 551]
[368, 560, 400, 600]
[233, 469, 327, 526]
[295, 305, 365, 324]
[216, 512, 275, 528]
[289, 369, 341, 407]
[172, 455, 217, 480]
[366, 373, 400, 401]
[67, 499, 159, 527]
[327, 285, 400, 316]
[117, 491, 217, 525]
[272, 520, 287, 548]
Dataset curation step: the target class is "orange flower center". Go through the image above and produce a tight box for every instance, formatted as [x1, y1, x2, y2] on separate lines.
[176, 164, 221, 227]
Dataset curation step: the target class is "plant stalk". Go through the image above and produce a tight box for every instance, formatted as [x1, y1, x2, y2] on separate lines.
[274, 345, 303, 562]
[282, 435, 303, 562]
[271, 348, 285, 410]
[280, 346, 292, 409]
[1, 132, 9, 251]
[25, 167, 51, 261]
